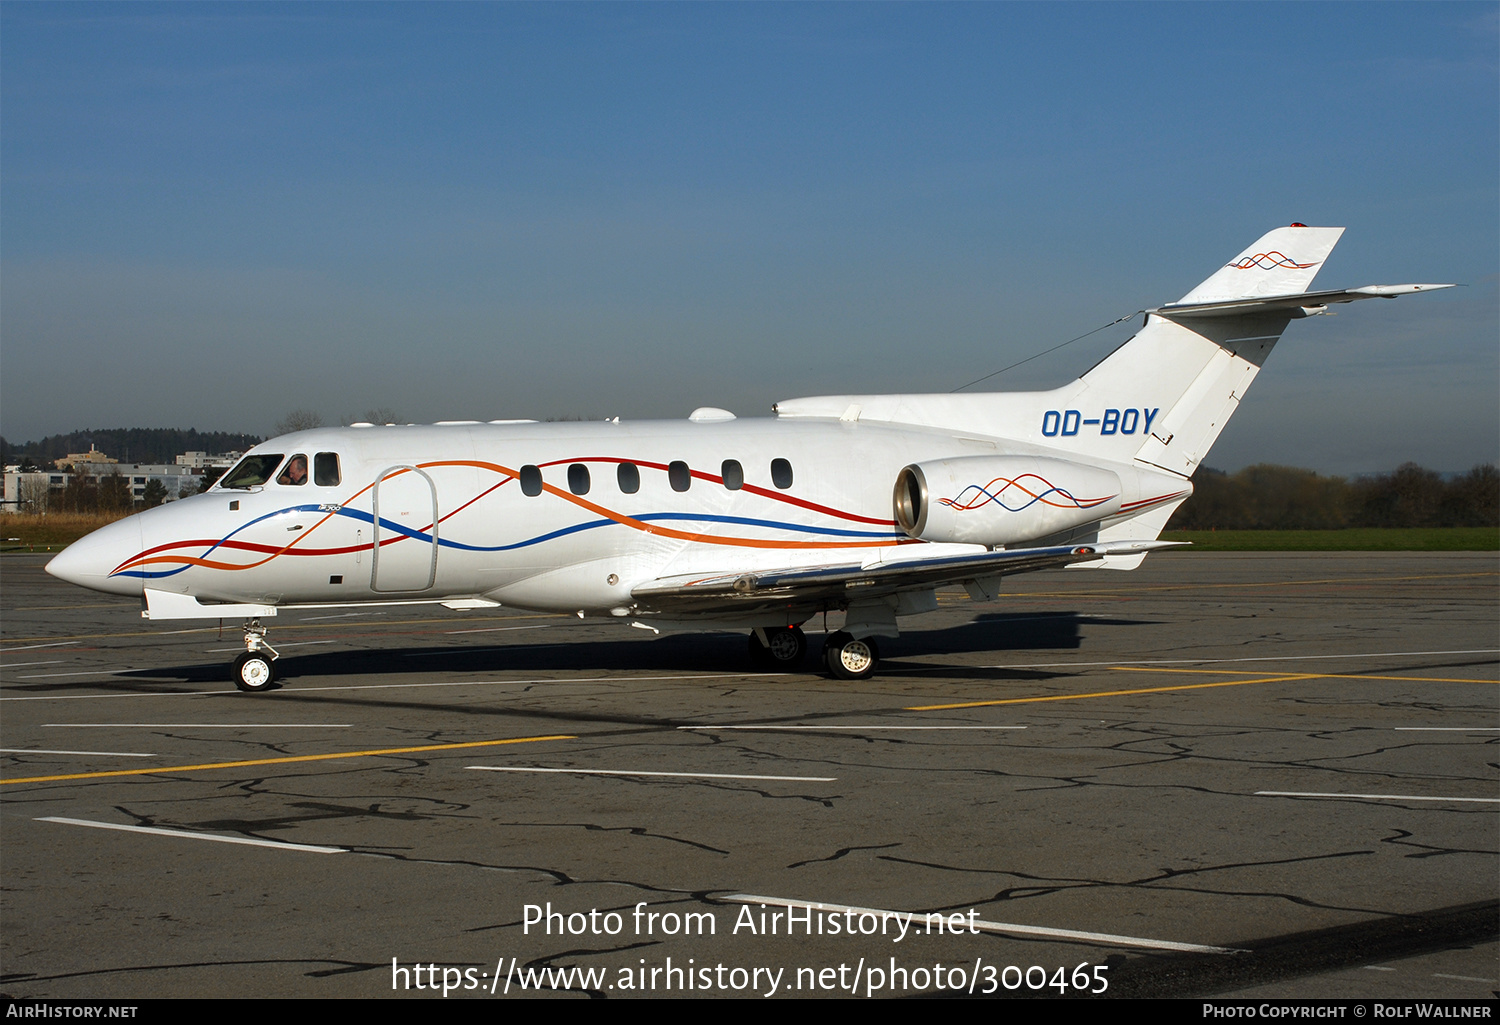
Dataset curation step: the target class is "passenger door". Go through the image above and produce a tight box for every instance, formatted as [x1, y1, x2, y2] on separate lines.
[370, 466, 438, 592]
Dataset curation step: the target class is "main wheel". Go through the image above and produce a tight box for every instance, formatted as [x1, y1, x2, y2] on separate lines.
[748, 626, 808, 669]
[823, 631, 879, 680]
[232, 651, 276, 692]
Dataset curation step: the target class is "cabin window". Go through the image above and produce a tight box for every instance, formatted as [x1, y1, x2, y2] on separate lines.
[220, 454, 283, 489]
[314, 452, 341, 487]
[771, 458, 793, 489]
[519, 464, 543, 496]
[669, 460, 691, 492]
[567, 463, 591, 495]
[721, 459, 743, 490]
[617, 462, 640, 494]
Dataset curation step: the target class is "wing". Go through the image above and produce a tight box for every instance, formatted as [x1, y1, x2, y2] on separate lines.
[630, 539, 1182, 617]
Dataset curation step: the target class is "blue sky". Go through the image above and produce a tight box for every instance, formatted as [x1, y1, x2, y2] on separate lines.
[3, 2, 1496, 474]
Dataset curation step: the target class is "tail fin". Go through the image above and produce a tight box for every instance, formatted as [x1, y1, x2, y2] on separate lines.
[1176, 225, 1344, 304]
[1063, 226, 1347, 476]
[774, 225, 1450, 483]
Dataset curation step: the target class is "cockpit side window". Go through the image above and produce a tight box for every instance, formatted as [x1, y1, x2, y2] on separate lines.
[276, 454, 309, 486]
[314, 452, 341, 487]
[219, 454, 284, 489]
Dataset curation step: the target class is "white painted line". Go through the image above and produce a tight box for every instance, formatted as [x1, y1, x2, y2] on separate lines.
[1433, 974, 1495, 983]
[286, 673, 769, 691]
[406, 640, 563, 656]
[469, 766, 837, 782]
[446, 625, 552, 635]
[1394, 727, 1500, 732]
[1364, 966, 1397, 972]
[0, 642, 79, 653]
[298, 612, 386, 621]
[37, 816, 345, 853]
[205, 641, 337, 653]
[43, 723, 351, 728]
[722, 894, 1239, 954]
[16, 670, 126, 680]
[1256, 791, 1500, 804]
[0, 672, 883, 702]
[0, 661, 66, 669]
[0, 688, 231, 701]
[1, 748, 158, 758]
[680, 725, 1027, 731]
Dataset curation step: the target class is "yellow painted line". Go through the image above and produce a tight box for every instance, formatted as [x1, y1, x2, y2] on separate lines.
[0, 734, 575, 785]
[994, 570, 1498, 599]
[1109, 667, 1499, 685]
[15, 603, 140, 611]
[907, 662, 1500, 712]
[907, 674, 1318, 711]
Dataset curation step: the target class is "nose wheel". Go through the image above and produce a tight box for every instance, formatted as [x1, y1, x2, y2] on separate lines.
[231, 619, 280, 692]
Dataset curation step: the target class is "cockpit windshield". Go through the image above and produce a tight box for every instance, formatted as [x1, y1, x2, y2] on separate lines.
[218, 454, 284, 490]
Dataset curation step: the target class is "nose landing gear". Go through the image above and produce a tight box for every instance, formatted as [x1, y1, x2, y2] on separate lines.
[232, 619, 280, 692]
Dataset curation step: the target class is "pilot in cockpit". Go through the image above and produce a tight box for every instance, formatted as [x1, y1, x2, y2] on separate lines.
[276, 455, 308, 486]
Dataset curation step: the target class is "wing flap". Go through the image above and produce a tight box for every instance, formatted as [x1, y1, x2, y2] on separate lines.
[630, 541, 1183, 615]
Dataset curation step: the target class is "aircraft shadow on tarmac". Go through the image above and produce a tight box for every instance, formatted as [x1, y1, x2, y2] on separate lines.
[32, 610, 1161, 691]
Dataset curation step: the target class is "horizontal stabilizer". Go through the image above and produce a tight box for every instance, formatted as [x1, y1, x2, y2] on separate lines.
[1152, 283, 1455, 319]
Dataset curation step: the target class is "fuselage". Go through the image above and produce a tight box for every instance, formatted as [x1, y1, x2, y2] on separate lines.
[45, 413, 1175, 617]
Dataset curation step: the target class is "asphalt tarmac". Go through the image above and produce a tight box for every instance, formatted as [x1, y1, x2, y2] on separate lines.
[1, 550, 1495, 1000]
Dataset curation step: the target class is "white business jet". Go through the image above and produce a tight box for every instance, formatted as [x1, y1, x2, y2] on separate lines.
[45, 226, 1451, 691]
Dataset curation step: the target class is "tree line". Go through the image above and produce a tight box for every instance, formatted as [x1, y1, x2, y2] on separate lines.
[14, 449, 1498, 530]
[1165, 463, 1499, 530]
[1, 428, 262, 468]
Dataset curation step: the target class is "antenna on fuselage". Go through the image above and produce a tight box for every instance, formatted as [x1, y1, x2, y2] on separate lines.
[950, 309, 1142, 393]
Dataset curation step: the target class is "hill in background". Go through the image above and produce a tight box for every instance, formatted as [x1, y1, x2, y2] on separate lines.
[1, 428, 262, 467]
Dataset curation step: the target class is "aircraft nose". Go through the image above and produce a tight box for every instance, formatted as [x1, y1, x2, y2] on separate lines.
[46, 515, 146, 597]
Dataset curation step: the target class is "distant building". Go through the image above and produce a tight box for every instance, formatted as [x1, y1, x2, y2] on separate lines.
[3, 447, 248, 513]
[176, 451, 242, 469]
[53, 444, 117, 470]
[1, 471, 57, 512]
[3, 463, 204, 512]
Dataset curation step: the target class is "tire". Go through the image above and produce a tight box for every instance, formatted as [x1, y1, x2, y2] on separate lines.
[823, 631, 879, 680]
[748, 626, 808, 669]
[232, 652, 276, 692]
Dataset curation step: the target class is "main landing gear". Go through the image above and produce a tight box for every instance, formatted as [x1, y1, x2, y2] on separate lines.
[748, 625, 808, 669]
[747, 625, 882, 680]
[231, 618, 280, 693]
[822, 631, 879, 680]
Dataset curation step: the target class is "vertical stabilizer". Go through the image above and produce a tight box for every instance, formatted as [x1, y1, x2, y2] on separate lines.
[775, 226, 1447, 486]
[1177, 225, 1344, 303]
[1062, 226, 1345, 476]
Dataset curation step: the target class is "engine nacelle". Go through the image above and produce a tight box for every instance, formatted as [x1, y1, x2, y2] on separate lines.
[894, 456, 1123, 546]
